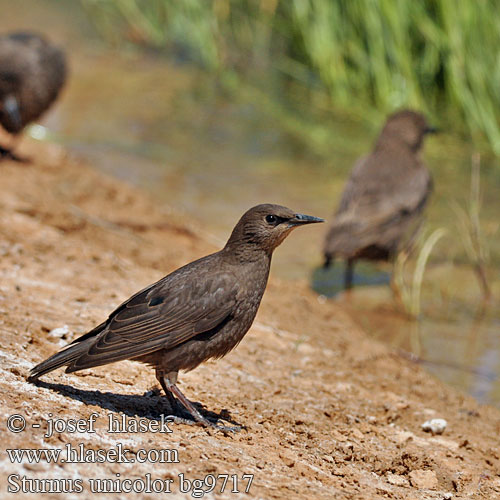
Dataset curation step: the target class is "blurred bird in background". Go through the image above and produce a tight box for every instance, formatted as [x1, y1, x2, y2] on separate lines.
[323, 110, 437, 290]
[0, 31, 66, 160]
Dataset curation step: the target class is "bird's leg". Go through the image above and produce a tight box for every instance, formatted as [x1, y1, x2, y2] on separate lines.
[155, 370, 195, 426]
[162, 374, 240, 433]
[391, 251, 408, 309]
[323, 254, 332, 269]
[344, 259, 355, 290]
[156, 370, 178, 407]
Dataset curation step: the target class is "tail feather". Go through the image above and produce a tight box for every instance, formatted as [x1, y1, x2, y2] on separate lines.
[28, 321, 108, 382]
[28, 340, 91, 382]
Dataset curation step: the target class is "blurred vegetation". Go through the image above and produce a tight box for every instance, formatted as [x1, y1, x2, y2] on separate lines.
[452, 153, 492, 300]
[82, 0, 500, 156]
[394, 227, 448, 321]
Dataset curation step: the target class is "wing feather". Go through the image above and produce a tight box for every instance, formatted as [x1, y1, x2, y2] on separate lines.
[66, 267, 238, 372]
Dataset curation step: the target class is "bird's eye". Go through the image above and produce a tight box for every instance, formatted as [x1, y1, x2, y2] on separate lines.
[265, 214, 278, 225]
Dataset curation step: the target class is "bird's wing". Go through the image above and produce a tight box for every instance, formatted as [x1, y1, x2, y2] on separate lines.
[337, 155, 370, 213]
[337, 150, 431, 217]
[67, 267, 238, 371]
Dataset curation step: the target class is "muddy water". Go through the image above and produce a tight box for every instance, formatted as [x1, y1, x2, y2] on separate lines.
[2, 0, 499, 406]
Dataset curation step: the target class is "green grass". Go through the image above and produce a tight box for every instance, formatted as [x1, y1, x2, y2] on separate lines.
[81, 0, 500, 156]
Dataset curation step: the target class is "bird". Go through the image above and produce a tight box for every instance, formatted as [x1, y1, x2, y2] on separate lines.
[0, 31, 67, 160]
[323, 110, 437, 290]
[29, 204, 324, 431]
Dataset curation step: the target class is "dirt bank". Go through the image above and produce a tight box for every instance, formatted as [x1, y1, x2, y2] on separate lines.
[0, 140, 499, 499]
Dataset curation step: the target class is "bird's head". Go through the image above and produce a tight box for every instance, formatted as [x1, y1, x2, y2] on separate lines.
[377, 110, 437, 152]
[225, 203, 324, 256]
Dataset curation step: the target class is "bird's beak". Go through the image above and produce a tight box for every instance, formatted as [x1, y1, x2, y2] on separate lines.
[288, 213, 325, 226]
[3, 95, 22, 130]
[425, 126, 439, 134]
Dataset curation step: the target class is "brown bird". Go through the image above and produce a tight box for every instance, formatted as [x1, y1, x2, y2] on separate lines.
[323, 110, 436, 290]
[0, 32, 66, 159]
[29, 204, 323, 431]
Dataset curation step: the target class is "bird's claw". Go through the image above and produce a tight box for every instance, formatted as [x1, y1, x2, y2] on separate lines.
[165, 413, 241, 433]
[164, 414, 198, 426]
[209, 422, 241, 434]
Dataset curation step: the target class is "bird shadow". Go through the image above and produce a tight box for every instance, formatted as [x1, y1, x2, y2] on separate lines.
[30, 379, 243, 429]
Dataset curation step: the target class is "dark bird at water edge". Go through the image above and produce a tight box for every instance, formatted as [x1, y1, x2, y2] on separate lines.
[29, 204, 324, 431]
[323, 110, 437, 290]
[0, 31, 67, 160]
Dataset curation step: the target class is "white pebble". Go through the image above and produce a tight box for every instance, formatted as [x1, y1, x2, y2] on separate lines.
[27, 124, 48, 140]
[421, 418, 447, 434]
[48, 325, 70, 338]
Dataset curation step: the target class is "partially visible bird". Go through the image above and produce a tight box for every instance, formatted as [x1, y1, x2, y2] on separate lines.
[0, 31, 66, 159]
[323, 110, 437, 290]
[29, 204, 324, 431]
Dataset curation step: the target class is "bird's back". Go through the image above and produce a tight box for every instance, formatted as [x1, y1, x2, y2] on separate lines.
[0, 32, 66, 133]
[324, 142, 432, 260]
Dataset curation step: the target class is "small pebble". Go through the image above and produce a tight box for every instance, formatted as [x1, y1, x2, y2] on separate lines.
[48, 325, 70, 338]
[48, 325, 71, 345]
[422, 418, 447, 435]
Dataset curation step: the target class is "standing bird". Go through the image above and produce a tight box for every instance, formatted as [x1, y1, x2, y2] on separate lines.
[29, 204, 323, 431]
[323, 110, 436, 290]
[0, 31, 66, 159]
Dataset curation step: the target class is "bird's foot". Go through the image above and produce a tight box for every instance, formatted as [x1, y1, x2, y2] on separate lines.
[204, 419, 241, 434]
[160, 379, 243, 433]
[164, 414, 199, 426]
[166, 402, 242, 433]
[163, 412, 241, 433]
[168, 398, 242, 433]
[216, 424, 241, 434]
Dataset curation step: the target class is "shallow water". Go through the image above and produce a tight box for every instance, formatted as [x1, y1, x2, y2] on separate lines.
[2, 0, 499, 406]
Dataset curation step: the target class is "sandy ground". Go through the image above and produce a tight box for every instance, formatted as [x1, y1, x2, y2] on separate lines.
[1, 139, 499, 499]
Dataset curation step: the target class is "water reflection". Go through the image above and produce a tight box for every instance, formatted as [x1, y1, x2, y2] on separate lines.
[312, 263, 391, 296]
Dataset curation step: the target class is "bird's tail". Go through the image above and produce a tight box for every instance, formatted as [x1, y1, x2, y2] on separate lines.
[28, 340, 91, 382]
